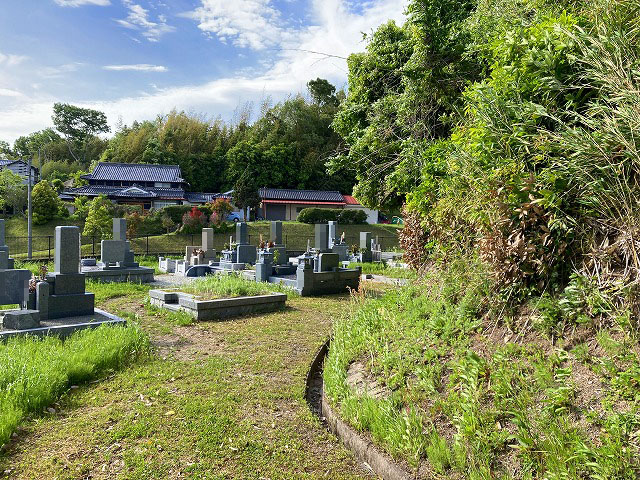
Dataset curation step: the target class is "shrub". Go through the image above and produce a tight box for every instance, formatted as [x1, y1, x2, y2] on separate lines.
[297, 208, 368, 224]
[338, 209, 368, 224]
[31, 180, 63, 225]
[163, 205, 193, 223]
[180, 207, 207, 234]
[82, 195, 113, 238]
[208, 198, 233, 225]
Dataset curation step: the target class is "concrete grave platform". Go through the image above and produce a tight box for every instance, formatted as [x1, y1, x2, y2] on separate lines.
[0, 308, 126, 340]
[149, 289, 287, 321]
[82, 265, 155, 283]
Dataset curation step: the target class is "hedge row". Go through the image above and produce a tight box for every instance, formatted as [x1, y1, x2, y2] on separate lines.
[296, 208, 367, 224]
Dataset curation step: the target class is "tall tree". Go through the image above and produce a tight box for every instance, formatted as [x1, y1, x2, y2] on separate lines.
[52, 103, 110, 165]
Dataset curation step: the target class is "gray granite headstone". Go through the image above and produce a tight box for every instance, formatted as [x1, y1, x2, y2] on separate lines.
[0, 219, 5, 246]
[36, 281, 50, 321]
[236, 222, 248, 245]
[270, 221, 283, 245]
[202, 228, 214, 251]
[360, 232, 372, 251]
[328, 221, 337, 248]
[0, 269, 31, 307]
[317, 253, 339, 272]
[0, 250, 7, 270]
[315, 224, 329, 251]
[101, 240, 129, 265]
[55, 226, 81, 274]
[113, 218, 127, 242]
[2, 310, 40, 330]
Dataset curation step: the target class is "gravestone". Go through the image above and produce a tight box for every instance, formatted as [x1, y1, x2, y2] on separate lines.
[113, 218, 127, 242]
[315, 224, 329, 252]
[201, 228, 216, 261]
[236, 223, 256, 264]
[101, 218, 138, 267]
[270, 221, 283, 245]
[328, 221, 337, 249]
[359, 232, 373, 262]
[0, 268, 31, 308]
[317, 253, 339, 272]
[0, 250, 8, 270]
[0, 219, 15, 269]
[47, 226, 95, 319]
[236, 222, 248, 245]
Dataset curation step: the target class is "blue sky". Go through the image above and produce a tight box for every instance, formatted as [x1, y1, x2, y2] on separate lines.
[0, 0, 406, 143]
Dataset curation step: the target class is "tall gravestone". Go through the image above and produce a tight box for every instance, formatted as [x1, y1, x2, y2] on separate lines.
[101, 218, 138, 268]
[328, 221, 337, 249]
[359, 232, 373, 262]
[236, 222, 256, 264]
[47, 226, 95, 319]
[0, 219, 14, 269]
[270, 221, 283, 245]
[315, 224, 329, 252]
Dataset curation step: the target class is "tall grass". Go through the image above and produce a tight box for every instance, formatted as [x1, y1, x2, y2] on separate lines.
[181, 273, 296, 299]
[0, 325, 150, 448]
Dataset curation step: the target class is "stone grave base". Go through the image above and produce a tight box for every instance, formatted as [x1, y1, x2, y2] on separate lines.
[0, 308, 126, 340]
[82, 265, 155, 283]
[149, 289, 287, 321]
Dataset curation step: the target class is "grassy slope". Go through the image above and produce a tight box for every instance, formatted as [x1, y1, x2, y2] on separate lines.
[0, 280, 373, 479]
[325, 262, 640, 479]
[2, 217, 84, 238]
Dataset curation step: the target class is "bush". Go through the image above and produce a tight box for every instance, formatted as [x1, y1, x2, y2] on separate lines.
[297, 207, 368, 224]
[82, 195, 113, 238]
[180, 207, 207, 234]
[32, 180, 63, 225]
[338, 209, 368, 225]
[163, 205, 193, 224]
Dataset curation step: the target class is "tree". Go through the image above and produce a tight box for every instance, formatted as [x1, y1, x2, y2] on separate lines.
[83, 195, 113, 238]
[232, 170, 260, 219]
[0, 140, 13, 158]
[32, 180, 63, 225]
[307, 78, 338, 107]
[0, 169, 26, 214]
[208, 198, 233, 225]
[52, 103, 110, 165]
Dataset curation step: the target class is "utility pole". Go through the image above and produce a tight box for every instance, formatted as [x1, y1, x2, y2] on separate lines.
[27, 154, 33, 260]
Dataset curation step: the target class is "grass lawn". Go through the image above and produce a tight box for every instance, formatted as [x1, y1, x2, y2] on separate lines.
[179, 273, 296, 300]
[0, 277, 373, 479]
[348, 262, 415, 280]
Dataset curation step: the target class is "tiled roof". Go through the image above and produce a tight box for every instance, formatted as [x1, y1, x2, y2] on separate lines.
[0, 159, 13, 166]
[343, 195, 361, 205]
[184, 192, 219, 203]
[259, 188, 345, 203]
[62, 185, 186, 200]
[84, 162, 185, 183]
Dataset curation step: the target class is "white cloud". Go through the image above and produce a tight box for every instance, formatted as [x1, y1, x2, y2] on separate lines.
[0, 52, 28, 67]
[0, 88, 24, 98]
[116, 0, 175, 42]
[104, 64, 168, 72]
[0, 0, 407, 142]
[54, 0, 110, 6]
[185, 0, 286, 50]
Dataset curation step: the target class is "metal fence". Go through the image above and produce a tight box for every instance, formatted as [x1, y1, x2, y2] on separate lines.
[5, 232, 400, 261]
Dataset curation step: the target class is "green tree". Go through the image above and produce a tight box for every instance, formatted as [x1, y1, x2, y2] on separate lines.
[32, 180, 63, 225]
[52, 103, 110, 165]
[0, 169, 26, 214]
[0, 140, 13, 158]
[307, 78, 338, 107]
[83, 196, 113, 238]
[232, 170, 260, 219]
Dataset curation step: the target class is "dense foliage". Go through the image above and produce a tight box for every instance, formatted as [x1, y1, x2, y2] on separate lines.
[297, 207, 367, 224]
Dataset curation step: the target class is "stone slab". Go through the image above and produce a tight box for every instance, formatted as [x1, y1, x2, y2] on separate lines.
[0, 308, 125, 340]
[270, 221, 283, 245]
[83, 266, 154, 283]
[0, 269, 31, 306]
[113, 218, 127, 242]
[202, 228, 214, 251]
[0, 219, 5, 246]
[315, 224, 329, 251]
[328, 221, 337, 248]
[55, 226, 81, 274]
[236, 222, 248, 245]
[48, 293, 95, 319]
[237, 244, 256, 264]
[36, 281, 50, 321]
[0, 250, 8, 270]
[317, 253, 339, 272]
[101, 240, 130, 265]
[46, 272, 86, 295]
[2, 310, 40, 330]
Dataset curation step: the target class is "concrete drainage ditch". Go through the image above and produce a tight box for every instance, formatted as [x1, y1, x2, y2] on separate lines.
[305, 339, 415, 480]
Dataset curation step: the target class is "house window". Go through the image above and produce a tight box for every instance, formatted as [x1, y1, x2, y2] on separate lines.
[155, 182, 171, 188]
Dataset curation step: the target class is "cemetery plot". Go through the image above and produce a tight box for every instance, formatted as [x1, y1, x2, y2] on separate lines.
[149, 274, 290, 321]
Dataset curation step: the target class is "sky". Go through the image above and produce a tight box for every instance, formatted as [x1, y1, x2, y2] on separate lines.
[0, 0, 407, 144]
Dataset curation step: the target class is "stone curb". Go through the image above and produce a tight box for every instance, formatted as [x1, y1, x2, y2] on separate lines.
[306, 340, 416, 480]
